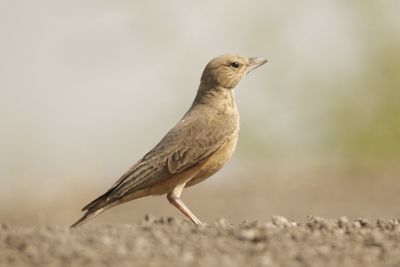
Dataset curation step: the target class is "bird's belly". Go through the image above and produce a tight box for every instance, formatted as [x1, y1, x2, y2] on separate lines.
[186, 133, 239, 187]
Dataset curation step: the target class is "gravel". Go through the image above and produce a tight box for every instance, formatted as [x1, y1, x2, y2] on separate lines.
[1, 216, 400, 267]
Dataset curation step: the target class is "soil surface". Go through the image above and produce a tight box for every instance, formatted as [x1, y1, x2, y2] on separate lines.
[1, 216, 400, 267]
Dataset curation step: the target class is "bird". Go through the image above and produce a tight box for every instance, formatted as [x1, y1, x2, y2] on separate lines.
[71, 54, 267, 227]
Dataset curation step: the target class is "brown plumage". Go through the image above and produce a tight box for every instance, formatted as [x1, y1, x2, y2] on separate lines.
[71, 54, 267, 227]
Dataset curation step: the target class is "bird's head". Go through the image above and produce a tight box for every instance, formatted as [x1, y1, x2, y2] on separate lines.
[200, 54, 267, 89]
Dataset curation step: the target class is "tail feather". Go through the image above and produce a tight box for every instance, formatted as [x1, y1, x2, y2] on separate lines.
[81, 191, 111, 211]
[71, 190, 117, 228]
[70, 208, 105, 228]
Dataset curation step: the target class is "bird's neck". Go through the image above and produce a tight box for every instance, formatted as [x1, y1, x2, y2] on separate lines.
[193, 85, 236, 112]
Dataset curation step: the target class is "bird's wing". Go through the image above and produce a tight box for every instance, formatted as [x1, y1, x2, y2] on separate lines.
[106, 107, 236, 200]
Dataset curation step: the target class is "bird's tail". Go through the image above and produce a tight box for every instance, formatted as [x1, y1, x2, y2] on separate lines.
[70, 190, 117, 228]
[70, 208, 106, 228]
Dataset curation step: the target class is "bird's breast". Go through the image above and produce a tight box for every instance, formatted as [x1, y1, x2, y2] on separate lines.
[186, 131, 239, 187]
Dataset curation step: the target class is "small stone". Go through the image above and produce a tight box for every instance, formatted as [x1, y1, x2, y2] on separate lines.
[338, 217, 349, 227]
[144, 214, 154, 223]
[353, 221, 362, 228]
[272, 216, 290, 228]
[166, 217, 176, 224]
[238, 229, 258, 241]
[354, 218, 369, 228]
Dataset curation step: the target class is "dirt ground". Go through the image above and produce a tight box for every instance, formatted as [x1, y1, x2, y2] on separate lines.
[2, 216, 400, 267]
[2, 165, 400, 266]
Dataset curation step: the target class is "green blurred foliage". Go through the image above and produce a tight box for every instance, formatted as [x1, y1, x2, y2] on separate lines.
[328, 2, 400, 166]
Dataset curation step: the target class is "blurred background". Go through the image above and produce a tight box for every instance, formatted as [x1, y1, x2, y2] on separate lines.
[1, 0, 399, 225]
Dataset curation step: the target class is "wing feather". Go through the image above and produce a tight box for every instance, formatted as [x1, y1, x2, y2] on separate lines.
[106, 106, 237, 200]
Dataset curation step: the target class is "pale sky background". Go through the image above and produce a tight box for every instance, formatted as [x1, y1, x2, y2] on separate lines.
[1, 1, 399, 224]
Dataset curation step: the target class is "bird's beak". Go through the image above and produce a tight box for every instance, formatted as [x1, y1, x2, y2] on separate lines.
[247, 57, 268, 73]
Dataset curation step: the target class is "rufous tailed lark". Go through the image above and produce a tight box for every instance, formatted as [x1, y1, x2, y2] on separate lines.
[71, 54, 267, 227]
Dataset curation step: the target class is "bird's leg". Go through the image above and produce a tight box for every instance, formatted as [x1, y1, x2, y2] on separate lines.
[167, 192, 202, 225]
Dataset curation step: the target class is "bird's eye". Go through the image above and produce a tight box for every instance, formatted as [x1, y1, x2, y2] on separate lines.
[230, 62, 240, 68]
